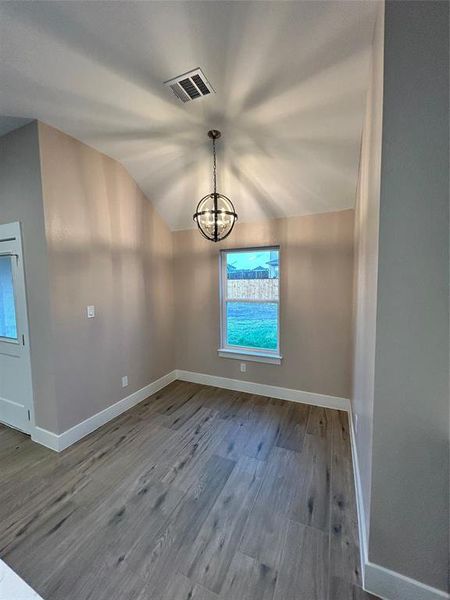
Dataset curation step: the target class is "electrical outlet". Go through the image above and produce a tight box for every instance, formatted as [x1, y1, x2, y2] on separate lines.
[240, 362, 246, 373]
[87, 305, 95, 318]
[121, 375, 128, 388]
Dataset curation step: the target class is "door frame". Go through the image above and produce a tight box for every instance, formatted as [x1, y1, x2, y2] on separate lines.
[0, 221, 35, 435]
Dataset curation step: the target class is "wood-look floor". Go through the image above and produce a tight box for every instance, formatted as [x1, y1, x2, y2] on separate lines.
[0, 381, 378, 600]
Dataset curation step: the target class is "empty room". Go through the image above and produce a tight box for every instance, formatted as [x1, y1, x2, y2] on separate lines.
[0, 1, 448, 599]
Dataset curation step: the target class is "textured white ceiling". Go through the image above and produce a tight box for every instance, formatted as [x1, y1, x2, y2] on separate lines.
[0, 1, 378, 230]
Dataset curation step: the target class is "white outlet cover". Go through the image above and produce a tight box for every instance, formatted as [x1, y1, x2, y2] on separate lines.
[87, 305, 95, 318]
[240, 363, 247, 372]
[122, 376, 128, 388]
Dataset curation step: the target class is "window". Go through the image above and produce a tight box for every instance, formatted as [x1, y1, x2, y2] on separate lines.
[219, 247, 281, 364]
[0, 256, 18, 340]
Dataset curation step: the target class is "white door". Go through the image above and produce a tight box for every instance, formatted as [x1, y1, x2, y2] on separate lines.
[0, 222, 33, 433]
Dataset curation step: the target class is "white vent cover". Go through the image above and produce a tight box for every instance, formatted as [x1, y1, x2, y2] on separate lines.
[164, 68, 215, 103]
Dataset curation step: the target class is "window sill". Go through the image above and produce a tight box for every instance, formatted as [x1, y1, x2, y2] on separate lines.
[217, 348, 282, 365]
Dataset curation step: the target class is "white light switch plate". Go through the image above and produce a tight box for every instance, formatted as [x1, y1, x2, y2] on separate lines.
[87, 305, 95, 318]
[122, 376, 128, 388]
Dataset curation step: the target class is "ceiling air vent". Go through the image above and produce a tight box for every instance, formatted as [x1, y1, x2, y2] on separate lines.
[164, 68, 215, 103]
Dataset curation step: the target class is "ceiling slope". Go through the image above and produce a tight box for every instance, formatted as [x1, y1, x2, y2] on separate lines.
[0, 1, 378, 230]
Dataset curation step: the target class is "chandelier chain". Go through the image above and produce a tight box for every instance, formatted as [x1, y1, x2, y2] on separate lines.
[212, 137, 217, 196]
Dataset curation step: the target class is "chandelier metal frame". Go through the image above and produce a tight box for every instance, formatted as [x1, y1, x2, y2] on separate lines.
[193, 130, 238, 242]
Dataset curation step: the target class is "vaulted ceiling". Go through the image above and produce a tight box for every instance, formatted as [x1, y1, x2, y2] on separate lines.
[0, 1, 378, 230]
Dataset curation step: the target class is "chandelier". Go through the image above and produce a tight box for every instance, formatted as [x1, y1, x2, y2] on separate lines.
[193, 130, 238, 242]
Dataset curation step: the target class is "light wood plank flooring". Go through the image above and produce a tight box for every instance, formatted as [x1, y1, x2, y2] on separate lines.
[0, 381, 378, 600]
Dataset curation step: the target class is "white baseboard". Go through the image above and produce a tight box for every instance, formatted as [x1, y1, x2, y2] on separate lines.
[348, 414, 449, 600]
[31, 425, 60, 452]
[348, 413, 369, 583]
[31, 370, 177, 452]
[32, 369, 349, 452]
[364, 562, 449, 600]
[175, 369, 351, 412]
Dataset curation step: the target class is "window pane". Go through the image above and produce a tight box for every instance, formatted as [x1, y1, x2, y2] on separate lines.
[226, 249, 279, 300]
[0, 257, 17, 339]
[226, 302, 278, 350]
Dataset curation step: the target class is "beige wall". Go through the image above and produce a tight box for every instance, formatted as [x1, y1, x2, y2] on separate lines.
[1, 123, 354, 434]
[174, 210, 354, 398]
[0, 122, 59, 432]
[351, 2, 384, 545]
[37, 122, 175, 433]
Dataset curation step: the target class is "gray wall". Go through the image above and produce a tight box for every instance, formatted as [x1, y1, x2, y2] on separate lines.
[351, 3, 384, 545]
[174, 210, 354, 399]
[0, 122, 59, 432]
[38, 122, 176, 433]
[369, 1, 449, 591]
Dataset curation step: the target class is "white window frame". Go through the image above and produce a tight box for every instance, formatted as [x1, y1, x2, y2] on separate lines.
[218, 246, 282, 365]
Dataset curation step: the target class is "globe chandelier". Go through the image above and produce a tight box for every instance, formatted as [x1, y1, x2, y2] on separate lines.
[193, 130, 238, 242]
